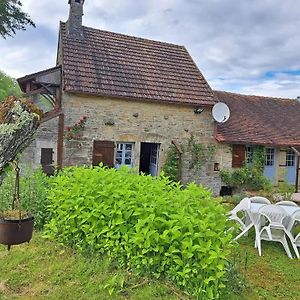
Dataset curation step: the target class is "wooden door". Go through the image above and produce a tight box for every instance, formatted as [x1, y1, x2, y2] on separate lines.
[92, 141, 115, 167]
[149, 144, 159, 176]
[41, 148, 55, 175]
[232, 145, 246, 168]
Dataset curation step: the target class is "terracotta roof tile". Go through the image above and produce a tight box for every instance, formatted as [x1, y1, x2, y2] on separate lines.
[60, 23, 216, 106]
[214, 91, 300, 147]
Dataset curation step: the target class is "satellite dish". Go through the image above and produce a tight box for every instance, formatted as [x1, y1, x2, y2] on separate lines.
[212, 102, 230, 123]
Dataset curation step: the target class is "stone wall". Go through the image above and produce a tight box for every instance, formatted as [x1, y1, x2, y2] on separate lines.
[62, 93, 223, 194]
[20, 117, 58, 170]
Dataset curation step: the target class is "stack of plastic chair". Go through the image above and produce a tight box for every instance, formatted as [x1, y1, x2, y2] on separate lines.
[228, 198, 253, 240]
[257, 205, 292, 258]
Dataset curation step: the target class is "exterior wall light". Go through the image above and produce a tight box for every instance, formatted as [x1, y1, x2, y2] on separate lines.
[194, 107, 205, 114]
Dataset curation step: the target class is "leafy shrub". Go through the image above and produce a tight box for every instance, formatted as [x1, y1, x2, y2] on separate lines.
[44, 166, 234, 299]
[0, 166, 51, 230]
[162, 145, 181, 182]
[277, 181, 295, 201]
[220, 167, 273, 192]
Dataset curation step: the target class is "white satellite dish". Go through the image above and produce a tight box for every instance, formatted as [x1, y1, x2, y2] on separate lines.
[212, 102, 230, 123]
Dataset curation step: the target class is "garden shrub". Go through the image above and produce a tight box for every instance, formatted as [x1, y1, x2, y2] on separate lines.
[277, 181, 295, 201]
[220, 167, 273, 192]
[0, 166, 52, 230]
[44, 166, 234, 299]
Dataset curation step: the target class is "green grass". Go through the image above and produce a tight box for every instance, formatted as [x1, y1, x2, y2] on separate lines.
[230, 232, 300, 300]
[0, 233, 190, 300]
[0, 232, 299, 300]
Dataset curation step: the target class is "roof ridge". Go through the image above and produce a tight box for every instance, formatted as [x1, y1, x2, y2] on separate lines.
[60, 21, 185, 49]
[214, 90, 295, 102]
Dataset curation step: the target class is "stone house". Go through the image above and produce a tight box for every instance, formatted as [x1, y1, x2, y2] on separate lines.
[17, 0, 227, 194]
[214, 91, 300, 192]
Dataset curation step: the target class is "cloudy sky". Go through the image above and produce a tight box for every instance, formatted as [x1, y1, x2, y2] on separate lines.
[1, 0, 299, 98]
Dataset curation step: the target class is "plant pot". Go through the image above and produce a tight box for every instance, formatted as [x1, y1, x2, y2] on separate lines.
[0, 215, 34, 250]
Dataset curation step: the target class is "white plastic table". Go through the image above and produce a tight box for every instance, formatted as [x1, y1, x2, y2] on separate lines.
[249, 203, 300, 231]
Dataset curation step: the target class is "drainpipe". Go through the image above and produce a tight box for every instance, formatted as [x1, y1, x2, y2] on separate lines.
[291, 147, 300, 192]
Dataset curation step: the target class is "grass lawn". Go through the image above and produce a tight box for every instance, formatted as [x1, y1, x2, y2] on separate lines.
[0, 232, 299, 299]
[230, 233, 300, 300]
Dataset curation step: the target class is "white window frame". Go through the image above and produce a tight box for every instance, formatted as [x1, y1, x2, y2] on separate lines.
[286, 149, 295, 167]
[114, 142, 134, 168]
[246, 146, 254, 165]
[265, 148, 275, 166]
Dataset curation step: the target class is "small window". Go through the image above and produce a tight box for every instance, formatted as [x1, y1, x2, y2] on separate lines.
[286, 149, 295, 167]
[265, 148, 275, 166]
[246, 146, 254, 165]
[115, 142, 134, 168]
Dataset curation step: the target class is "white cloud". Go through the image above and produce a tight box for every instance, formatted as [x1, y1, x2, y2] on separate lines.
[0, 0, 299, 98]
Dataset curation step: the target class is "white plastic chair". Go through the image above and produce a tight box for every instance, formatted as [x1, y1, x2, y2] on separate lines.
[288, 210, 300, 258]
[275, 201, 298, 207]
[228, 198, 252, 240]
[249, 196, 271, 205]
[256, 205, 292, 258]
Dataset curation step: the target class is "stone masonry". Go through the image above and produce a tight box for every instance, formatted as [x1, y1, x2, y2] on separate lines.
[62, 93, 224, 194]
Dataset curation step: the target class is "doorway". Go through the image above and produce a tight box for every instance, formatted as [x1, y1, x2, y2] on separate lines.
[139, 143, 160, 176]
[41, 148, 55, 175]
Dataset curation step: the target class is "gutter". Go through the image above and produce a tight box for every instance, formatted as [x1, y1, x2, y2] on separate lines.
[291, 147, 300, 192]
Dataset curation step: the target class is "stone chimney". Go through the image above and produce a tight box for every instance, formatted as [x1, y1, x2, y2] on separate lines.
[297, 96, 300, 103]
[67, 0, 85, 38]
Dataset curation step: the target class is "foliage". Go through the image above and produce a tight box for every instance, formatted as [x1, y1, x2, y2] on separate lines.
[221, 250, 248, 299]
[277, 181, 295, 201]
[0, 96, 43, 176]
[251, 146, 265, 174]
[0, 70, 21, 101]
[44, 166, 234, 299]
[65, 115, 87, 141]
[220, 167, 273, 192]
[0, 0, 35, 38]
[187, 134, 216, 170]
[0, 166, 52, 230]
[162, 145, 181, 182]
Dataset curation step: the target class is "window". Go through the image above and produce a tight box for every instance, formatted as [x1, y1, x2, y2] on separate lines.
[264, 148, 275, 166]
[115, 142, 134, 167]
[246, 146, 254, 165]
[286, 149, 295, 167]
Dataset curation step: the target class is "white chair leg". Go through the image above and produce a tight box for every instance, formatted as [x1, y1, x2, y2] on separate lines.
[285, 231, 299, 259]
[281, 236, 293, 259]
[256, 236, 262, 256]
[292, 243, 300, 259]
[234, 224, 253, 241]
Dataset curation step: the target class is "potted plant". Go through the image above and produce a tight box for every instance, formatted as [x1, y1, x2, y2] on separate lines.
[0, 96, 42, 250]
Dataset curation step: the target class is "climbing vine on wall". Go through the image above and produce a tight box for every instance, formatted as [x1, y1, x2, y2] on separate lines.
[65, 116, 87, 141]
[187, 134, 216, 170]
[252, 146, 265, 174]
[162, 134, 217, 182]
[162, 144, 181, 182]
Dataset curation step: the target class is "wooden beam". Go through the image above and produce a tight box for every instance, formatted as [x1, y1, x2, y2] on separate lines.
[172, 140, 183, 154]
[40, 110, 62, 123]
[291, 146, 300, 156]
[57, 113, 64, 169]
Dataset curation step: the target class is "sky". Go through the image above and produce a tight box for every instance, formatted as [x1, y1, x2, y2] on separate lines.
[0, 0, 299, 98]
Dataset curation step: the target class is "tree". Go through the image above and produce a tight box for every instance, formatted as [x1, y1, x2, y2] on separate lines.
[0, 70, 22, 102]
[0, 0, 35, 38]
[0, 96, 43, 184]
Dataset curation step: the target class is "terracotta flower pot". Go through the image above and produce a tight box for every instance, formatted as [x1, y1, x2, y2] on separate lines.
[0, 215, 34, 250]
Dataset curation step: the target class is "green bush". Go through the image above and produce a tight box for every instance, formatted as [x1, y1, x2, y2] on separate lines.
[44, 166, 234, 299]
[277, 181, 295, 201]
[220, 167, 273, 192]
[162, 145, 181, 182]
[0, 166, 52, 230]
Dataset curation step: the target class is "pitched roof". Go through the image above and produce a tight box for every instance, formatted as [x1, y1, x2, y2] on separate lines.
[214, 91, 300, 147]
[59, 22, 216, 106]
